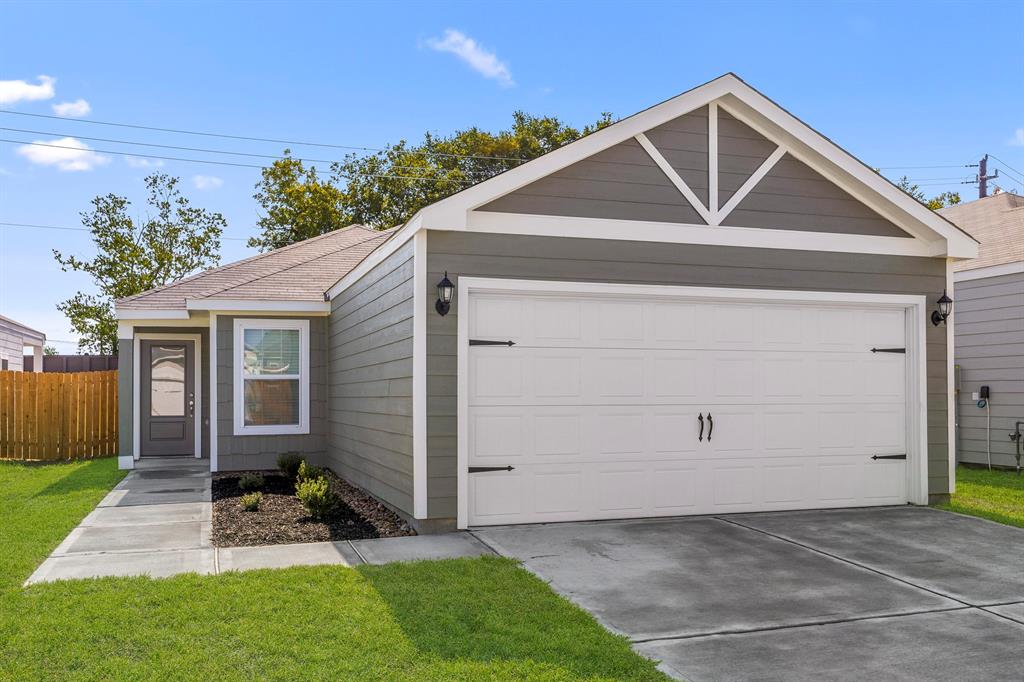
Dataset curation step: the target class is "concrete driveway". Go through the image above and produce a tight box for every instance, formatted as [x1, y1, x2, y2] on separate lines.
[475, 507, 1024, 681]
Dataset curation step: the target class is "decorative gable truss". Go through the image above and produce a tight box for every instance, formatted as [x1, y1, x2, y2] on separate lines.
[482, 102, 912, 240]
[369, 75, 976, 266]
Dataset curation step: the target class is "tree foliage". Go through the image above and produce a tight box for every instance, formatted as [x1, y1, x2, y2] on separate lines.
[896, 176, 961, 210]
[54, 173, 225, 354]
[250, 111, 614, 251]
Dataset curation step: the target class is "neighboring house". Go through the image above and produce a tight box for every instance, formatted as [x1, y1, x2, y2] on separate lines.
[0, 314, 45, 372]
[940, 191, 1024, 469]
[116, 73, 978, 533]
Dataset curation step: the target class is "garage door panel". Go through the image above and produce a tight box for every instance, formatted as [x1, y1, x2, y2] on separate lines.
[467, 290, 911, 526]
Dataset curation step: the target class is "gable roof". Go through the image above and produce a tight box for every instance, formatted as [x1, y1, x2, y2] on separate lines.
[940, 192, 1024, 272]
[117, 225, 394, 312]
[408, 73, 977, 258]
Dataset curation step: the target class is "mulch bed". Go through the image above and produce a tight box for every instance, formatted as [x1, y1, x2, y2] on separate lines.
[211, 468, 414, 547]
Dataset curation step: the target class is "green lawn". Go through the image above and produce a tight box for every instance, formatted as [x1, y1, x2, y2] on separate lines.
[0, 459, 667, 681]
[936, 465, 1024, 528]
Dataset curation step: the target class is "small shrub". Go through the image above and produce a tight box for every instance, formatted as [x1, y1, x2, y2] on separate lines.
[277, 452, 303, 479]
[238, 472, 265, 491]
[239, 491, 262, 512]
[296, 476, 335, 519]
[297, 460, 323, 484]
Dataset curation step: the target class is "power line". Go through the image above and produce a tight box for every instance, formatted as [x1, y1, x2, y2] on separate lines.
[1, 138, 477, 183]
[877, 164, 976, 170]
[0, 221, 250, 241]
[0, 126, 494, 174]
[987, 154, 1024, 180]
[0, 108, 530, 164]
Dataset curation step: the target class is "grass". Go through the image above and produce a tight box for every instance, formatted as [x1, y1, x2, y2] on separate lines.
[936, 465, 1024, 528]
[0, 458, 667, 681]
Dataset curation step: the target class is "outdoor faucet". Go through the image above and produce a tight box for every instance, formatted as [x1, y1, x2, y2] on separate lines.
[1010, 421, 1024, 476]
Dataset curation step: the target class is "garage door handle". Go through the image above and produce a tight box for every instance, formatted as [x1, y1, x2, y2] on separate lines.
[469, 339, 516, 347]
[468, 466, 515, 473]
[707, 413, 713, 442]
[697, 413, 704, 442]
[871, 454, 907, 460]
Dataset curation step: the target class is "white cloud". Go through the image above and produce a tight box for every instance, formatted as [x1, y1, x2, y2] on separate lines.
[125, 156, 164, 168]
[16, 137, 110, 172]
[0, 75, 56, 105]
[192, 174, 223, 190]
[52, 98, 91, 117]
[1009, 128, 1024, 147]
[425, 29, 514, 87]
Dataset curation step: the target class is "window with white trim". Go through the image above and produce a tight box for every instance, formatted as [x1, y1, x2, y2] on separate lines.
[233, 319, 310, 435]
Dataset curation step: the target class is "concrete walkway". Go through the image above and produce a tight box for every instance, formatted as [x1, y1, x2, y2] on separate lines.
[27, 458, 492, 585]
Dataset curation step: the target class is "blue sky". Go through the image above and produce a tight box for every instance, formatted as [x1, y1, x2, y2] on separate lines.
[1, 0, 1022, 351]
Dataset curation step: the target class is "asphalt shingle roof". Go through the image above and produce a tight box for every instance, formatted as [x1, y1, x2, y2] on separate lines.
[116, 225, 394, 310]
[939, 192, 1024, 272]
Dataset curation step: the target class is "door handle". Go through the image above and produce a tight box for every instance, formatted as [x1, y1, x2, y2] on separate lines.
[707, 413, 713, 442]
[188, 392, 195, 417]
[698, 413, 704, 442]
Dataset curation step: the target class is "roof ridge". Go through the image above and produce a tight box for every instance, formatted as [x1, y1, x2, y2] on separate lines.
[117, 224, 378, 305]
[203, 231, 393, 300]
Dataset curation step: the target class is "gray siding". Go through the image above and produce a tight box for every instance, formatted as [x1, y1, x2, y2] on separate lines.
[481, 138, 705, 225]
[954, 271, 1024, 468]
[327, 240, 415, 516]
[727, 153, 910, 237]
[118, 338, 133, 458]
[426, 230, 951, 519]
[216, 316, 326, 471]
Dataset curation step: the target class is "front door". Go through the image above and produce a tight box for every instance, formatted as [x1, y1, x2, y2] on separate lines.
[140, 340, 196, 456]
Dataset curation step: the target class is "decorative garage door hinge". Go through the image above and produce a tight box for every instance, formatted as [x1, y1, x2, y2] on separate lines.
[469, 339, 516, 346]
[870, 347, 906, 353]
[468, 466, 516, 473]
[871, 454, 907, 460]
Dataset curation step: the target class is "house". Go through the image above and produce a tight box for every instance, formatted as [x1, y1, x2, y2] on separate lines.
[940, 191, 1024, 469]
[116, 74, 978, 532]
[0, 314, 45, 372]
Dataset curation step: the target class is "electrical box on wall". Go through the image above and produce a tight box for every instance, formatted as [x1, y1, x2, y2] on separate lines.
[980, 385, 990, 399]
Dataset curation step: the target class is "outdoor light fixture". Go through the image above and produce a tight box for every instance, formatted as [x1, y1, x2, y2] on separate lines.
[931, 289, 953, 326]
[436, 272, 454, 316]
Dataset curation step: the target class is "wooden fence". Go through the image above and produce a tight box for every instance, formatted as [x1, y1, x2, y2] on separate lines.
[0, 370, 118, 461]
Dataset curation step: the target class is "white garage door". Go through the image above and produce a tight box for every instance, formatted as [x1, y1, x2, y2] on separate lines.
[466, 288, 910, 526]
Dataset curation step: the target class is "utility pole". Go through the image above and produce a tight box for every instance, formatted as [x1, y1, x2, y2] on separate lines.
[977, 154, 999, 199]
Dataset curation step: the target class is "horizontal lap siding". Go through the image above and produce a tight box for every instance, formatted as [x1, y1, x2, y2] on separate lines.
[216, 316, 326, 471]
[328, 240, 415, 516]
[426, 230, 950, 519]
[954, 271, 1024, 468]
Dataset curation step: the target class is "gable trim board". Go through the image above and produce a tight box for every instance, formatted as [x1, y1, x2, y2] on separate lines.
[455, 277, 929, 528]
[955, 261, 1024, 283]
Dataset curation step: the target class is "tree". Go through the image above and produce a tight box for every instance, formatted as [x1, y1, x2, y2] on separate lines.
[249, 111, 614, 250]
[248, 150, 348, 251]
[896, 176, 961, 210]
[54, 173, 225, 354]
[43, 345, 58, 356]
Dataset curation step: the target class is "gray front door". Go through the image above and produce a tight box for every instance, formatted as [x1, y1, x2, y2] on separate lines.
[140, 340, 196, 456]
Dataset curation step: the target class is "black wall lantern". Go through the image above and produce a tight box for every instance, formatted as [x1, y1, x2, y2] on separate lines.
[931, 289, 953, 326]
[436, 272, 454, 316]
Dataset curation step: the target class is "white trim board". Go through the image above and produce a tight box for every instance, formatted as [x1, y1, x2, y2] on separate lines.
[412, 230, 428, 518]
[210, 314, 219, 473]
[953, 261, 1024, 282]
[455, 276, 930, 529]
[231, 318, 311, 436]
[132, 332, 203, 462]
[187, 299, 330, 313]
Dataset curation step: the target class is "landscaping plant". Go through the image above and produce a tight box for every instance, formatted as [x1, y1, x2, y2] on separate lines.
[296, 475, 334, 519]
[239, 491, 263, 512]
[276, 452, 303, 480]
[238, 473, 265, 491]
[296, 460, 323, 484]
